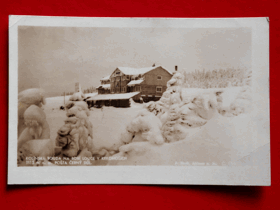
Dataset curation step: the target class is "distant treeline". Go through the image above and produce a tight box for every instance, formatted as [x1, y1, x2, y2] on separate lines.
[61, 92, 74, 96]
[182, 68, 250, 89]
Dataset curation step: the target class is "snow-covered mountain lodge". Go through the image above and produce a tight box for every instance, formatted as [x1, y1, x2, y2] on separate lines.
[88, 65, 173, 107]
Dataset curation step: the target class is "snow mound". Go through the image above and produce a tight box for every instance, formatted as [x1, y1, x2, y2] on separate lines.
[217, 86, 252, 117]
[69, 92, 85, 101]
[18, 88, 47, 137]
[126, 109, 164, 145]
[110, 70, 257, 165]
[108, 137, 230, 166]
[167, 71, 184, 87]
[109, 110, 263, 166]
[55, 92, 95, 160]
[17, 89, 51, 166]
[18, 88, 46, 107]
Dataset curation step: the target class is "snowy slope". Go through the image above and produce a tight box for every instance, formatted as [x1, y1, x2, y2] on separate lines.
[107, 84, 269, 166]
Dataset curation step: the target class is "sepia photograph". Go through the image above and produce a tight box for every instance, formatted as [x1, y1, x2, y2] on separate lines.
[8, 16, 270, 185]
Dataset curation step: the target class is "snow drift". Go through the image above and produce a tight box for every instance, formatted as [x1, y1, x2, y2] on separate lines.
[17, 89, 52, 166]
[55, 93, 94, 160]
[108, 69, 267, 166]
[17, 69, 269, 167]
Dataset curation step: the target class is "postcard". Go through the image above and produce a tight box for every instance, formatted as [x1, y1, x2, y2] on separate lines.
[8, 16, 270, 185]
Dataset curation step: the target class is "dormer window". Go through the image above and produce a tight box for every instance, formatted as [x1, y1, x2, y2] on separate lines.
[157, 75, 162, 80]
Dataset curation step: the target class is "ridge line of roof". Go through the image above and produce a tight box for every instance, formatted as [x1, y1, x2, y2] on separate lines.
[116, 65, 173, 75]
[100, 65, 173, 80]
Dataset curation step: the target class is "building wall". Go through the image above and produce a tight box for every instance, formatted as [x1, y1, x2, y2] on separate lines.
[143, 67, 172, 86]
[110, 76, 131, 93]
[101, 80, 110, 85]
[106, 66, 172, 99]
[97, 89, 103, 94]
[97, 89, 110, 94]
[98, 79, 111, 94]
[110, 69, 132, 94]
[139, 67, 172, 96]
[139, 84, 168, 96]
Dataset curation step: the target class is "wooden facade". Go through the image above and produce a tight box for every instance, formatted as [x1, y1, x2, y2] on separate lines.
[93, 66, 173, 106]
[97, 76, 111, 94]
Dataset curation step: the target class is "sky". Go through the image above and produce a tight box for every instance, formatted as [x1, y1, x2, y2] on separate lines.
[18, 26, 251, 97]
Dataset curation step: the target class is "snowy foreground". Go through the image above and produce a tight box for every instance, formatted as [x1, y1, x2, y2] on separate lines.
[44, 99, 144, 157]
[18, 70, 269, 167]
[40, 87, 269, 166]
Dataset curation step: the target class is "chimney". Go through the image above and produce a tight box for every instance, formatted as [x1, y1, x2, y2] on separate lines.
[175, 66, 178, 71]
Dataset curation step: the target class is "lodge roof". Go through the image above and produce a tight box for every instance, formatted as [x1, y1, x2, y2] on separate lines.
[127, 79, 144, 86]
[96, 84, 111, 89]
[100, 75, 110, 81]
[87, 92, 140, 101]
[116, 65, 172, 76]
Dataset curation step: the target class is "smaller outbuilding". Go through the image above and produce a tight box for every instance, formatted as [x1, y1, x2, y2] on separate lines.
[87, 92, 140, 108]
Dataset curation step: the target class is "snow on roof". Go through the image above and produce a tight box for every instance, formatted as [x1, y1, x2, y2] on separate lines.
[96, 84, 111, 89]
[87, 92, 140, 101]
[117, 66, 172, 76]
[127, 79, 144, 86]
[100, 75, 110, 81]
[102, 84, 111, 89]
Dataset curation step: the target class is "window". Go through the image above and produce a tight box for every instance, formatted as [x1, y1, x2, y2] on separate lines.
[126, 75, 130, 80]
[135, 86, 141, 92]
[122, 87, 126, 92]
[156, 86, 162, 92]
[157, 75, 162, 80]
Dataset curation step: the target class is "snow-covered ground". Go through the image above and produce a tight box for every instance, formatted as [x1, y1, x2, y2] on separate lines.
[44, 93, 97, 109]
[107, 106, 269, 166]
[44, 95, 144, 156]
[41, 86, 269, 166]
[18, 68, 269, 168]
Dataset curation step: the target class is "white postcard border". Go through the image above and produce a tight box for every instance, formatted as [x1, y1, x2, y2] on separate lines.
[8, 16, 270, 185]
